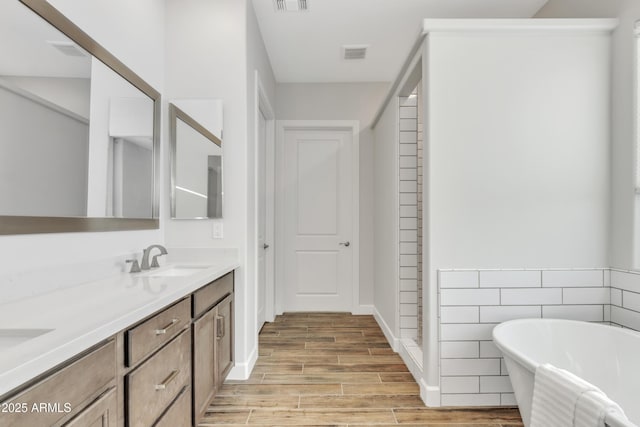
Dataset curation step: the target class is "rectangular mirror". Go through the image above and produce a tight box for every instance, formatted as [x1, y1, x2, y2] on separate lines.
[169, 101, 224, 219]
[0, 0, 161, 234]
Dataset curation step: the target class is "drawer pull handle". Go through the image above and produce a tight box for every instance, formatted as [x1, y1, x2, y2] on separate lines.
[155, 318, 179, 335]
[155, 369, 179, 391]
[216, 315, 225, 339]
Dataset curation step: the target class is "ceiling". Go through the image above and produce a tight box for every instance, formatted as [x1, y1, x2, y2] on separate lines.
[0, 1, 90, 78]
[252, 0, 549, 83]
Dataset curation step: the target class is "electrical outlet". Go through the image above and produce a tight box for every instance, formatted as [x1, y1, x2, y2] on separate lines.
[212, 221, 224, 239]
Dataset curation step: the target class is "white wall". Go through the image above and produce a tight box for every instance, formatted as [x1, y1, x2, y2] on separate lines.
[536, 0, 640, 270]
[0, 0, 165, 278]
[165, 0, 276, 378]
[422, 24, 613, 406]
[164, 0, 247, 249]
[428, 32, 610, 269]
[276, 82, 389, 307]
[372, 97, 399, 339]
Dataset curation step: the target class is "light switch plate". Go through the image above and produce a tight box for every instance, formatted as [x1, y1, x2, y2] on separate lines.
[212, 221, 224, 239]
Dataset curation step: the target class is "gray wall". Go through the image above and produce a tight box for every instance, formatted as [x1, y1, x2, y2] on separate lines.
[0, 86, 88, 217]
[121, 140, 153, 218]
[276, 82, 390, 307]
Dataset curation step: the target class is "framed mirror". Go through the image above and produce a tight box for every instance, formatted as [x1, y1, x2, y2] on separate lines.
[169, 101, 223, 219]
[0, 0, 161, 234]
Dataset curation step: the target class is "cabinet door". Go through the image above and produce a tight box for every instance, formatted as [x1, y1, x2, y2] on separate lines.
[216, 293, 234, 385]
[63, 387, 117, 427]
[193, 308, 217, 424]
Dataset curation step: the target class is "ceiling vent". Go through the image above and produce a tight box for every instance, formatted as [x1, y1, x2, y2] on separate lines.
[343, 45, 368, 60]
[47, 41, 87, 57]
[274, 0, 308, 12]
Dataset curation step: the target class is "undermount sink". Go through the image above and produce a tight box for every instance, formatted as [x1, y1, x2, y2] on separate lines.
[138, 265, 210, 278]
[0, 329, 54, 351]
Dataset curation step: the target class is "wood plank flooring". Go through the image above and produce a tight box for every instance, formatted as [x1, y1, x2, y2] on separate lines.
[199, 312, 523, 426]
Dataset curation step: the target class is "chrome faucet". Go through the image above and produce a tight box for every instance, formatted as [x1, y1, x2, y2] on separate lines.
[141, 244, 168, 270]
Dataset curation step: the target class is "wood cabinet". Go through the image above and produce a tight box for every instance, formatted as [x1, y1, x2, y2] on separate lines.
[126, 298, 190, 367]
[192, 308, 217, 422]
[192, 272, 234, 426]
[0, 270, 234, 427]
[0, 340, 116, 427]
[216, 293, 234, 383]
[125, 301, 191, 427]
[153, 386, 191, 427]
[63, 387, 118, 427]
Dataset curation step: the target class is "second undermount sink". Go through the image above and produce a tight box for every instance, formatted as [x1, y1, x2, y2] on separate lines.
[0, 329, 54, 351]
[138, 265, 210, 278]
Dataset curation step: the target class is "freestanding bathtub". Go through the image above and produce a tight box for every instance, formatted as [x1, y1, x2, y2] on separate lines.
[493, 319, 639, 427]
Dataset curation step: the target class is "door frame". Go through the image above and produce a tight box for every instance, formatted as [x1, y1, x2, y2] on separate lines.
[275, 120, 360, 314]
[254, 71, 276, 325]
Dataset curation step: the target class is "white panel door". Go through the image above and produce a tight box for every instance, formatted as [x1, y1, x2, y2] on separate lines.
[283, 128, 353, 311]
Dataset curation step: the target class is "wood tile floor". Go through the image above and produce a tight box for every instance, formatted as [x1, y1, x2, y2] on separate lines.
[199, 312, 523, 426]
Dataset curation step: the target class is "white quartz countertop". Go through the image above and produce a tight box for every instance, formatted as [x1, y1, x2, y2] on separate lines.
[0, 257, 239, 397]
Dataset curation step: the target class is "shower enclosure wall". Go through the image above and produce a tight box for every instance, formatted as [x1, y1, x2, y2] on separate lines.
[399, 83, 423, 350]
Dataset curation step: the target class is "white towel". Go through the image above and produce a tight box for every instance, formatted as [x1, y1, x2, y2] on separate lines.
[574, 389, 628, 427]
[530, 363, 630, 427]
[530, 364, 597, 427]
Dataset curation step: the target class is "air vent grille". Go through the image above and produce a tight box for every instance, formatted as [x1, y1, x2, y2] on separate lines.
[343, 45, 368, 60]
[47, 41, 87, 57]
[274, 0, 308, 12]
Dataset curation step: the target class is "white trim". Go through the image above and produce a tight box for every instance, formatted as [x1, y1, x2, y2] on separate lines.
[352, 304, 374, 315]
[275, 120, 360, 314]
[373, 307, 400, 352]
[423, 18, 618, 34]
[254, 71, 276, 326]
[0, 77, 89, 124]
[372, 19, 618, 129]
[421, 380, 441, 407]
[227, 344, 258, 381]
[398, 339, 422, 378]
[421, 39, 440, 399]
[371, 29, 426, 128]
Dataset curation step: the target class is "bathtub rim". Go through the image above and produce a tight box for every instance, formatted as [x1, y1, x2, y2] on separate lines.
[492, 318, 640, 374]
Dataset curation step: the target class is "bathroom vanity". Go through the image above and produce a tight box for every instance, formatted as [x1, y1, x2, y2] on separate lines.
[0, 259, 238, 427]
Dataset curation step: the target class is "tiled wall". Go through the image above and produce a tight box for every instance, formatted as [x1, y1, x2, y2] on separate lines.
[416, 83, 423, 346]
[610, 269, 640, 330]
[399, 92, 419, 339]
[438, 268, 612, 406]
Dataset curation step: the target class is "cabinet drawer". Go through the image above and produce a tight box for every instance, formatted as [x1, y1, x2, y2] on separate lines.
[127, 329, 190, 427]
[0, 340, 116, 427]
[153, 386, 190, 427]
[193, 272, 233, 318]
[63, 387, 117, 427]
[126, 298, 190, 366]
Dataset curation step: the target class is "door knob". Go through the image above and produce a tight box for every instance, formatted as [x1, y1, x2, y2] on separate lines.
[339, 241, 350, 247]
[263, 243, 270, 250]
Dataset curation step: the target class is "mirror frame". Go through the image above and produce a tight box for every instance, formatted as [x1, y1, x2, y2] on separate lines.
[0, 0, 161, 235]
[169, 103, 223, 220]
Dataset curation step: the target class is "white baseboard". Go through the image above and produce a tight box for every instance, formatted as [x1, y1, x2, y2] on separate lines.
[352, 304, 374, 315]
[373, 307, 400, 352]
[398, 339, 422, 379]
[422, 381, 441, 407]
[226, 345, 258, 381]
